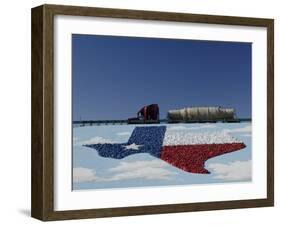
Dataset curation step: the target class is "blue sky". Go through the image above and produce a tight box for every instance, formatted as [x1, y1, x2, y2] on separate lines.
[72, 34, 252, 121]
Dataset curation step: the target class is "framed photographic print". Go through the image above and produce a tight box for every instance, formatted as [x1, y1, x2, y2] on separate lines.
[31, 4, 274, 221]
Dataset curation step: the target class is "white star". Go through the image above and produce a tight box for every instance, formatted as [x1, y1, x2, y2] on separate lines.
[122, 143, 143, 150]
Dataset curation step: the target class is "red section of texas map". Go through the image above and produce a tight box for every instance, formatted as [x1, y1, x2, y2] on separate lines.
[161, 143, 246, 174]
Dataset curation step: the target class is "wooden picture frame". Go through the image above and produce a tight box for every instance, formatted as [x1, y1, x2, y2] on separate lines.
[31, 4, 274, 221]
